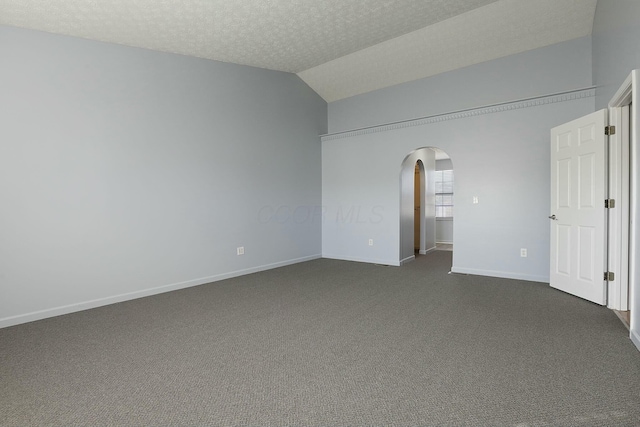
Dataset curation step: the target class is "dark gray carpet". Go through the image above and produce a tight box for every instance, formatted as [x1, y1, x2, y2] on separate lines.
[1, 251, 639, 426]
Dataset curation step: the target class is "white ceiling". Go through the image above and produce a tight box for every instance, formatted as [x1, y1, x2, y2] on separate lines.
[0, 0, 598, 102]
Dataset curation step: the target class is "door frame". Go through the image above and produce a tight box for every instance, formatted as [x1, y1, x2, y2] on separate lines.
[608, 70, 639, 350]
[607, 75, 631, 311]
[415, 160, 425, 252]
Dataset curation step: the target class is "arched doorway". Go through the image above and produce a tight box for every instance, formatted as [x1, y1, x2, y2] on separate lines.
[400, 147, 454, 265]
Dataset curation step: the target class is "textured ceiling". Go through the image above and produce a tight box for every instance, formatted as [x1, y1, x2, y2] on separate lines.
[300, 0, 598, 101]
[0, 0, 597, 102]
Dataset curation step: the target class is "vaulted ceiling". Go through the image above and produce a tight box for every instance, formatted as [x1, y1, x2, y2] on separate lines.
[0, 0, 598, 102]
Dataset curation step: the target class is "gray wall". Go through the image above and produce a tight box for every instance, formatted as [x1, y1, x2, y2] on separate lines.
[322, 37, 594, 281]
[436, 159, 453, 171]
[436, 219, 453, 244]
[592, 0, 640, 109]
[0, 25, 326, 327]
[329, 37, 593, 134]
[592, 0, 640, 349]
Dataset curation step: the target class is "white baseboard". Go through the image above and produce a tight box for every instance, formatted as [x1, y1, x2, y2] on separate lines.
[449, 266, 549, 283]
[0, 254, 321, 329]
[400, 255, 415, 265]
[322, 254, 400, 267]
[631, 328, 640, 353]
[419, 246, 437, 255]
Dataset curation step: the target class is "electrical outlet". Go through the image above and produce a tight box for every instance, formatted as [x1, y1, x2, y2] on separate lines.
[520, 248, 527, 258]
[473, 196, 479, 204]
[237, 246, 245, 256]
[368, 239, 374, 246]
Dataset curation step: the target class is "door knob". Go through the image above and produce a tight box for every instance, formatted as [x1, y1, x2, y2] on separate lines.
[548, 215, 557, 220]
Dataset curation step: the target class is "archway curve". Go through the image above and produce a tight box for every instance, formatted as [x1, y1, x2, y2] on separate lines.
[399, 146, 454, 265]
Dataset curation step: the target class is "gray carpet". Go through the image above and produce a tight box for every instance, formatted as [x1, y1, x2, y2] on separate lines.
[1, 251, 639, 426]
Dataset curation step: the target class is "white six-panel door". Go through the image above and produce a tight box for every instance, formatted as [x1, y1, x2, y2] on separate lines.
[550, 109, 608, 305]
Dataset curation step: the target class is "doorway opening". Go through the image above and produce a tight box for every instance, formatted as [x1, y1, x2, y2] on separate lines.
[551, 70, 639, 351]
[607, 70, 637, 337]
[400, 147, 453, 266]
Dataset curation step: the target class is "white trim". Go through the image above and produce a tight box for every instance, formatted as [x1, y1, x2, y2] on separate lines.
[606, 104, 630, 310]
[450, 266, 548, 283]
[399, 255, 415, 265]
[631, 328, 640, 351]
[417, 160, 427, 255]
[609, 72, 633, 107]
[419, 247, 437, 255]
[608, 70, 639, 352]
[0, 254, 321, 329]
[322, 254, 401, 267]
[630, 70, 639, 350]
[321, 87, 596, 141]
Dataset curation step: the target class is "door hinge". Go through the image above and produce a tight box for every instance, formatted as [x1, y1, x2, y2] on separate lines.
[605, 125, 616, 135]
[604, 271, 615, 281]
[605, 199, 616, 208]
